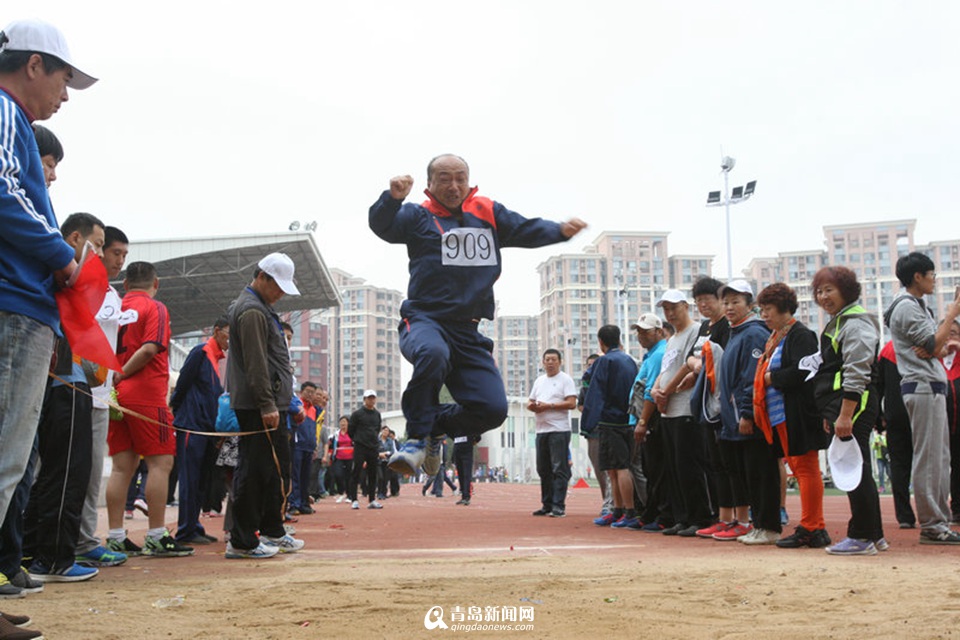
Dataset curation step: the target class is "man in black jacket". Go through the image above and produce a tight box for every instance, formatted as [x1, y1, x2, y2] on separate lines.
[225, 253, 305, 559]
[349, 391, 383, 510]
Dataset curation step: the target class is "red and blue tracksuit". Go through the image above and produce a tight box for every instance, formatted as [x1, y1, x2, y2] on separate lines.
[369, 188, 570, 439]
[170, 337, 224, 542]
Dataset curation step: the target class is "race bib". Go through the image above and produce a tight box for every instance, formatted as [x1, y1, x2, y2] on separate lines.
[441, 228, 498, 267]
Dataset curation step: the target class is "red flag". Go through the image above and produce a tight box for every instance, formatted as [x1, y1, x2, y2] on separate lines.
[55, 254, 123, 372]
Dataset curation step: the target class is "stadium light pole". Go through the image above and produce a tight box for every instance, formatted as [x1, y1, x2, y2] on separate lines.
[706, 156, 757, 279]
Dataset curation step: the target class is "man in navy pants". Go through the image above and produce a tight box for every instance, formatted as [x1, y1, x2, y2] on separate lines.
[369, 154, 586, 476]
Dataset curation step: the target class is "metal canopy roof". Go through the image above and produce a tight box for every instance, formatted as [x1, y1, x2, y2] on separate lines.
[119, 233, 341, 336]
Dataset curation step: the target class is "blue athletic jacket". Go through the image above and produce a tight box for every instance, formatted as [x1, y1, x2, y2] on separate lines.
[580, 347, 639, 432]
[718, 315, 770, 441]
[0, 88, 76, 330]
[369, 189, 568, 321]
[170, 338, 224, 433]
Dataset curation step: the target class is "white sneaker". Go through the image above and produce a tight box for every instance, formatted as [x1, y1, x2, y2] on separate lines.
[225, 542, 279, 559]
[742, 528, 780, 545]
[351, 500, 359, 509]
[260, 534, 305, 553]
[738, 528, 760, 543]
[335, 495, 345, 503]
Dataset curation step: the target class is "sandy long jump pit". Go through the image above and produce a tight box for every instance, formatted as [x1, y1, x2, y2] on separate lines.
[17, 483, 960, 639]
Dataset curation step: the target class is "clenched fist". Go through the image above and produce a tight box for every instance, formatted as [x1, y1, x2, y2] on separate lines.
[390, 175, 414, 201]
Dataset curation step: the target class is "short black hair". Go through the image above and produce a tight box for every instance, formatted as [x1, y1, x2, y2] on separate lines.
[543, 348, 562, 363]
[586, 353, 600, 363]
[896, 251, 936, 288]
[104, 226, 129, 250]
[61, 212, 104, 239]
[213, 315, 229, 330]
[32, 124, 63, 162]
[124, 261, 157, 289]
[300, 381, 317, 392]
[597, 324, 621, 349]
[692, 276, 723, 299]
[0, 49, 68, 76]
[280, 321, 294, 334]
[427, 154, 469, 182]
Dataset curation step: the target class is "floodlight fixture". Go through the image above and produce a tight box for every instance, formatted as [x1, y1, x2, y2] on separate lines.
[304, 221, 318, 232]
[288, 221, 301, 231]
[704, 153, 758, 278]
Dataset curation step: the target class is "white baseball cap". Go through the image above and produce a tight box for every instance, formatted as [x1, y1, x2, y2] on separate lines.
[258, 252, 300, 296]
[363, 389, 377, 398]
[630, 313, 663, 331]
[827, 435, 863, 492]
[0, 19, 97, 90]
[720, 279, 754, 298]
[656, 289, 688, 307]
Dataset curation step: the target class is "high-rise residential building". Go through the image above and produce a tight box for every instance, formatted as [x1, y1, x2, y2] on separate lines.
[926, 239, 960, 313]
[739, 219, 960, 334]
[326, 268, 404, 420]
[536, 231, 712, 371]
[283, 310, 331, 391]
[482, 315, 541, 399]
[668, 254, 714, 296]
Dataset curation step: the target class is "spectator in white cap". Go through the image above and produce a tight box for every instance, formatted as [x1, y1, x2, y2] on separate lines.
[626, 313, 670, 530]
[0, 18, 97, 613]
[223, 254, 305, 559]
[650, 290, 715, 536]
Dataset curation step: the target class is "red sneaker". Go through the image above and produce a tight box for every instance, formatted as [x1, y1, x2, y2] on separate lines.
[712, 522, 752, 541]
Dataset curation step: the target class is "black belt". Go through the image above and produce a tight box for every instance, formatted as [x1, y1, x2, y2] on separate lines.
[900, 381, 947, 396]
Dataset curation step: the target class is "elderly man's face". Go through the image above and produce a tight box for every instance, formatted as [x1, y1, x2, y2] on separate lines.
[25, 57, 72, 121]
[427, 155, 470, 211]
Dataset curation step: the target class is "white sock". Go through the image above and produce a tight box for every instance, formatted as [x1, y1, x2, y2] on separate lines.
[108, 528, 126, 542]
[147, 527, 167, 540]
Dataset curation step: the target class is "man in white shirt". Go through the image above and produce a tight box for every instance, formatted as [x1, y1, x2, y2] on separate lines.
[528, 349, 578, 518]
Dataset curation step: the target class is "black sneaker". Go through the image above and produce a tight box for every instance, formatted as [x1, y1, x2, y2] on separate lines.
[105, 537, 143, 557]
[919, 529, 960, 545]
[662, 523, 685, 536]
[549, 509, 566, 518]
[143, 533, 194, 557]
[677, 524, 700, 538]
[776, 525, 813, 548]
[808, 528, 832, 548]
[532, 508, 550, 516]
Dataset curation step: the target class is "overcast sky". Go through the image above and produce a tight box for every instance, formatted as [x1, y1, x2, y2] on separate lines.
[20, 1, 960, 316]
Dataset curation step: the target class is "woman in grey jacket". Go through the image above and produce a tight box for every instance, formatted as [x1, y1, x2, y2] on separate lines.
[811, 266, 885, 556]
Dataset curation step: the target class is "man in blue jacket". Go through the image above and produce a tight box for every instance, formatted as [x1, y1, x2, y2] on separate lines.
[0, 19, 96, 603]
[370, 154, 586, 476]
[581, 325, 639, 528]
[171, 317, 229, 546]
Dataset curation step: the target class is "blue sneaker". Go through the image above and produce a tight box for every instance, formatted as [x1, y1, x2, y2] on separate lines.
[824, 537, 877, 556]
[780, 507, 789, 526]
[77, 544, 128, 567]
[611, 516, 639, 529]
[28, 560, 99, 583]
[874, 537, 890, 552]
[593, 513, 615, 526]
[388, 439, 427, 476]
[641, 522, 666, 532]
